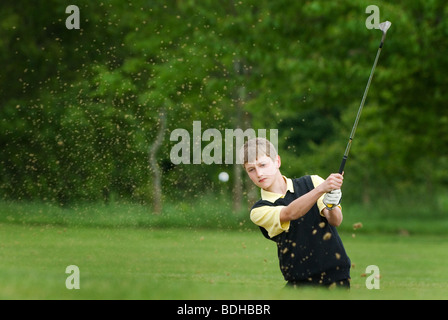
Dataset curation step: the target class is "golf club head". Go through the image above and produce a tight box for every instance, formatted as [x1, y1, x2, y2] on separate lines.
[379, 21, 392, 34]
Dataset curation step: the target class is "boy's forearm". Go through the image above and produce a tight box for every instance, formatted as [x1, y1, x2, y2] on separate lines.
[280, 188, 325, 223]
[322, 207, 343, 227]
[280, 188, 343, 226]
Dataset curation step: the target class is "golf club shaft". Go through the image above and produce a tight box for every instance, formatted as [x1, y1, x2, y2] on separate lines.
[338, 32, 387, 174]
[325, 27, 389, 210]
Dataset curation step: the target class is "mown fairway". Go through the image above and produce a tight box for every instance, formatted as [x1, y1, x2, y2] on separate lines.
[1, 223, 447, 300]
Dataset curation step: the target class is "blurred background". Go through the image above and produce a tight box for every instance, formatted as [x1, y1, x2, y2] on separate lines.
[1, 0, 447, 230]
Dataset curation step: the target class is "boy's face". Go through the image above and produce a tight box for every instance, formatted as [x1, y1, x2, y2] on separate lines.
[244, 155, 280, 189]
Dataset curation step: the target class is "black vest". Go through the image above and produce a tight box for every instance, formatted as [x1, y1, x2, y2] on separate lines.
[251, 175, 351, 284]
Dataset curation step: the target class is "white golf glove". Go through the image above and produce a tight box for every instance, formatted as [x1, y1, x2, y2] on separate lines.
[323, 189, 342, 210]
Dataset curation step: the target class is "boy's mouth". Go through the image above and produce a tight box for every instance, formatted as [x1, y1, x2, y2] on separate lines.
[258, 178, 267, 183]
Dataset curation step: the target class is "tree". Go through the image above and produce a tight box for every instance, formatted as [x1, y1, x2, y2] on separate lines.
[1, 0, 447, 210]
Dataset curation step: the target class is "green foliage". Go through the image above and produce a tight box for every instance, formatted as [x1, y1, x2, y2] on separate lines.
[0, 1, 447, 207]
[1, 194, 447, 235]
[0, 195, 250, 231]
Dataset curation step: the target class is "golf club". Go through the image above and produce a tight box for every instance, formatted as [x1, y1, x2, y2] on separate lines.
[325, 21, 391, 210]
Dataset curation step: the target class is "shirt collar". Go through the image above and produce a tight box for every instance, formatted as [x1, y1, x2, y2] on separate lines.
[260, 176, 294, 203]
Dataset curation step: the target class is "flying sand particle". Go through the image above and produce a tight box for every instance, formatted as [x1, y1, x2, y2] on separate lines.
[353, 222, 363, 230]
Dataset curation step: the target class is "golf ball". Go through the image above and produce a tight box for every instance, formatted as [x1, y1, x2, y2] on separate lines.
[218, 172, 229, 182]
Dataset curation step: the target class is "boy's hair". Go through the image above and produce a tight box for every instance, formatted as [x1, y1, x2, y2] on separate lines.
[239, 138, 278, 166]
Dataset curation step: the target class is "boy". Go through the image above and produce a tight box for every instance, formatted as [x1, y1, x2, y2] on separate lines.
[240, 138, 351, 288]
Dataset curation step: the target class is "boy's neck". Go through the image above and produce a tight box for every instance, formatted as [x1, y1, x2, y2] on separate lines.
[264, 173, 287, 195]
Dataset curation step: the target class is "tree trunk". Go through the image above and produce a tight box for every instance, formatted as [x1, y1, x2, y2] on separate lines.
[232, 59, 250, 212]
[148, 108, 166, 214]
[233, 157, 243, 212]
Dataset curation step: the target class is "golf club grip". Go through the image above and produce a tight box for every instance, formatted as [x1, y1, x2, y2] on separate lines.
[325, 156, 347, 210]
[338, 155, 348, 174]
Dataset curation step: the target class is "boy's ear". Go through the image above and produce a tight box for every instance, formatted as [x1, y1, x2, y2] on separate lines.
[276, 155, 281, 168]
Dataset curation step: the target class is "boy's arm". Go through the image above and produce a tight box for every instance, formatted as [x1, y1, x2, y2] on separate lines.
[321, 207, 343, 227]
[280, 173, 343, 224]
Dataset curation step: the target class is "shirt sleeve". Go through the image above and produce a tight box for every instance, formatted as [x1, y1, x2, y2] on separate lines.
[250, 205, 290, 238]
[311, 175, 342, 216]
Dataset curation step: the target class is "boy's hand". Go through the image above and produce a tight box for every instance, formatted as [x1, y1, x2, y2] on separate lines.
[323, 189, 342, 210]
[319, 173, 344, 193]
[318, 173, 343, 210]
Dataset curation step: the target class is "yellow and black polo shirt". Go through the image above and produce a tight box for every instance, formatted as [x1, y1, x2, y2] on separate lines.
[250, 175, 350, 284]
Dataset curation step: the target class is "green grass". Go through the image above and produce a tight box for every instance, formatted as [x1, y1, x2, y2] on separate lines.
[1, 199, 447, 299]
[1, 222, 448, 299]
